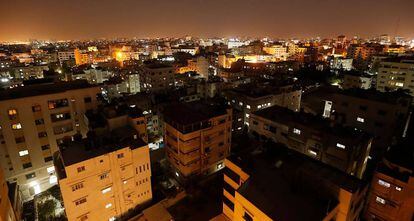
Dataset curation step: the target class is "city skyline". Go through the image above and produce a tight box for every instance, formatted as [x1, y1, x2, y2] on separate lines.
[1, 0, 414, 41]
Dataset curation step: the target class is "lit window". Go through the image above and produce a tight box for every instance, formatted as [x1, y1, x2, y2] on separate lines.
[8, 109, 18, 119]
[239, 102, 243, 106]
[257, 105, 261, 109]
[105, 203, 112, 209]
[12, 123, 22, 130]
[109, 217, 116, 221]
[246, 105, 251, 109]
[19, 150, 29, 156]
[293, 128, 301, 135]
[395, 82, 404, 87]
[308, 150, 317, 156]
[378, 179, 390, 188]
[47, 166, 55, 174]
[336, 143, 346, 149]
[395, 186, 402, 191]
[245, 113, 250, 118]
[357, 117, 365, 123]
[217, 163, 223, 170]
[375, 196, 386, 205]
[49, 175, 57, 184]
[123, 180, 127, 184]
[102, 187, 112, 194]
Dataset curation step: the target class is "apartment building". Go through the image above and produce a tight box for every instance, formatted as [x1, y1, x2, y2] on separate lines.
[221, 149, 368, 221]
[249, 106, 372, 178]
[163, 101, 232, 180]
[58, 51, 75, 64]
[74, 49, 94, 66]
[223, 81, 301, 127]
[0, 169, 18, 221]
[302, 87, 411, 157]
[0, 80, 101, 200]
[342, 72, 373, 89]
[54, 126, 152, 221]
[376, 56, 414, 96]
[365, 140, 414, 221]
[139, 63, 175, 93]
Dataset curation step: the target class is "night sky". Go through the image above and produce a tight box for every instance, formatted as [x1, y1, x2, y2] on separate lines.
[1, 0, 414, 41]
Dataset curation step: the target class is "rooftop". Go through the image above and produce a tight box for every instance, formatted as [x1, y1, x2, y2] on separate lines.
[253, 105, 369, 142]
[229, 148, 365, 221]
[0, 80, 99, 101]
[163, 101, 228, 129]
[57, 126, 146, 168]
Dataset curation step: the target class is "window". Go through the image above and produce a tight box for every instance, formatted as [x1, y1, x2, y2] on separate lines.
[100, 173, 109, 180]
[218, 118, 226, 124]
[105, 203, 112, 209]
[25, 172, 36, 179]
[38, 131, 47, 138]
[357, 117, 365, 123]
[8, 109, 18, 119]
[48, 98, 69, 110]
[41, 144, 50, 150]
[336, 143, 346, 149]
[11, 123, 22, 130]
[293, 128, 301, 135]
[75, 198, 87, 206]
[35, 118, 44, 125]
[375, 196, 386, 205]
[378, 179, 390, 188]
[84, 97, 92, 103]
[32, 105, 41, 112]
[51, 112, 71, 122]
[252, 121, 258, 125]
[102, 187, 111, 194]
[77, 166, 85, 173]
[395, 186, 402, 191]
[117, 153, 124, 159]
[223, 195, 234, 210]
[243, 212, 253, 221]
[19, 150, 29, 156]
[23, 163, 32, 169]
[72, 183, 84, 191]
[218, 142, 224, 146]
[359, 105, 367, 111]
[205, 147, 211, 153]
[47, 166, 55, 174]
[44, 156, 53, 162]
[15, 136, 25, 143]
[246, 105, 251, 109]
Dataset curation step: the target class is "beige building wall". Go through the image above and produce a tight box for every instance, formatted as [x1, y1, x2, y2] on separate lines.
[58, 145, 152, 221]
[377, 60, 414, 96]
[0, 86, 101, 200]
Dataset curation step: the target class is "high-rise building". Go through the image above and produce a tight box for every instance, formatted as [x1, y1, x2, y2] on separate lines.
[342, 71, 373, 89]
[0, 80, 101, 200]
[377, 56, 414, 96]
[365, 140, 414, 221]
[54, 126, 152, 221]
[249, 106, 372, 178]
[223, 82, 302, 127]
[221, 149, 368, 221]
[163, 101, 232, 180]
[139, 63, 175, 93]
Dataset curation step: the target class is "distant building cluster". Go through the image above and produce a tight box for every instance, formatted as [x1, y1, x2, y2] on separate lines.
[0, 34, 413, 221]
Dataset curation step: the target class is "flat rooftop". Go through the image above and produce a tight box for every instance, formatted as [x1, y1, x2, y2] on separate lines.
[0, 80, 99, 101]
[163, 101, 228, 126]
[229, 148, 365, 221]
[58, 126, 146, 167]
[252, 105, 370, 142]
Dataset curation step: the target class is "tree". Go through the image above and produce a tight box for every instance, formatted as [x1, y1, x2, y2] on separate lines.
[38, 199, 56, 221]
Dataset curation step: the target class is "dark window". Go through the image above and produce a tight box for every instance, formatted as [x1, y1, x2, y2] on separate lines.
[44, 156, 53, 162]
[359, 105, 368, 111]
[38, 131, 47, 138]
[41, 144, 50, 150]
[15, 136, 25, 143]
[253, 121, 258, 125]
[224, 167, 240, 184]
[25, 172, 36, 179]
[378, 110, 387, 116]
[243, 212, 253, 221]
[223, 181, 235, 196]
[84, 97, 92, 103]
[205, 147, 211, 153]
[219, 119, 226, 124]
[218, 142, 224, 147]
[117, 153, 124, 159]
[23, 163, 32, 169]
[223, 195, 234, 210]
[269, 126, 277, 133]
[35, 118, 44, 125]
[32, 105, 41, 112]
